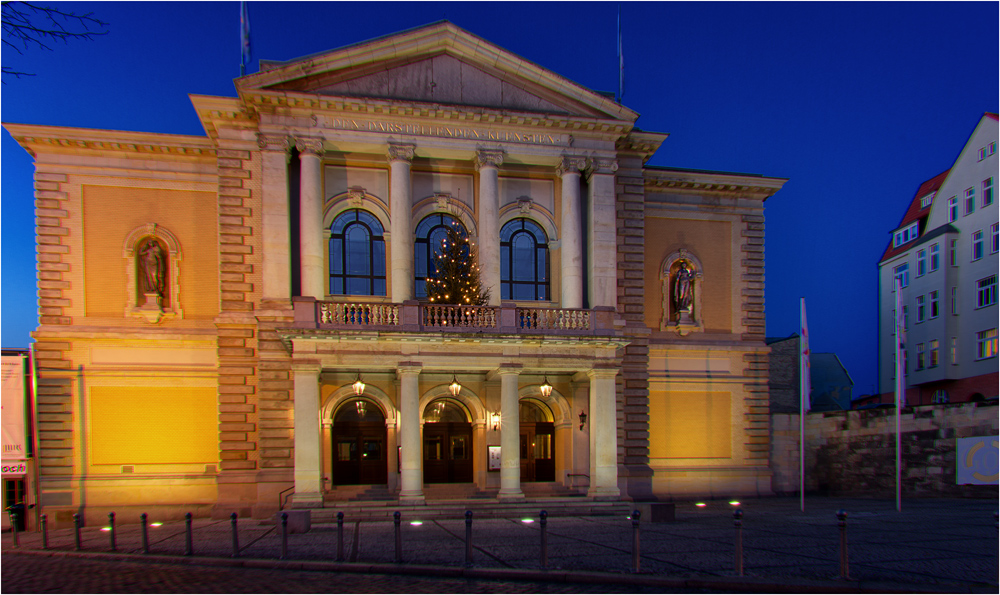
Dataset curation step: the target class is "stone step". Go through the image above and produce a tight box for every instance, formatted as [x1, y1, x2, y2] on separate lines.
[307, 499, 631, 523]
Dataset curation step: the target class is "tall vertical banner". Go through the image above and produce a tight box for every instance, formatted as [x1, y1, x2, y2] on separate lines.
[1, 355, 27, 475]
[799, 298, 810, 511]
[894, 276, 905, 511]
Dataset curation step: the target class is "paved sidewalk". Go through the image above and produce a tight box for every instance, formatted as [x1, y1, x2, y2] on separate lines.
[4, 496, 997, 592]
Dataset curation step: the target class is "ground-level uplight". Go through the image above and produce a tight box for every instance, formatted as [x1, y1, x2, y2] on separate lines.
[100, 527, 111, 532]
[521, 518, 534, 523]
[409, 521, 423, 526]
[695, 502, 707, 508]
[729, 500, 741, 506]
[149, 522, 163, 527]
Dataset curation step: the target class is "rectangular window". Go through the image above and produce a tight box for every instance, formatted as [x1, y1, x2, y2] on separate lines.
[948, 196, 958, 222]
[950, 238, 959, 266]
[951, 286, 958, 315]
[916, 295, 925, 322]
[984, 177, 994, 207]
[930, 290, 939, 318]
[916, 249, 926, 276]
[929, 243, 940, 272]
[951, 337, 957, 365]
[903, 306, 908, 330]
[976, 329, 997, 360]
[893, 222, 919, 247]
[972, 230, 984, 260]
[992, 223, 998, 254]
[981, 142, 997, 161]
[894, 263, 909, 288]
[916, 343, 925, 370]
[929, 339, 939, 368]
[920, 193, 934, 208]
[977, 275, 997, 308]
[965, 188, 975, 215]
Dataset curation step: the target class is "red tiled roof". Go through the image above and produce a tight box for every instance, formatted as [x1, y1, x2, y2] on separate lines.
[986, 112, 998, 121]
[879, 169, 950, 262]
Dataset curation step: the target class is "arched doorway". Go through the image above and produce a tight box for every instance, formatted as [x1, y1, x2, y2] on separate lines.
[423, 397, 473, 483]
[520, 399, 555, 482]
[331, 398, 387, 485]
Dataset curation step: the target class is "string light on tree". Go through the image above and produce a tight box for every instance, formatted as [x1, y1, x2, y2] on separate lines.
[426, 224, 490, 305]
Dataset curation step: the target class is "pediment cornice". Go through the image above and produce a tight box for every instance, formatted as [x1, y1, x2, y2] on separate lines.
[2, 123, 216, 159]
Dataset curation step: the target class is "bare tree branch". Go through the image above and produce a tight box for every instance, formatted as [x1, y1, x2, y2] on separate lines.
[2, 1, 108, 81]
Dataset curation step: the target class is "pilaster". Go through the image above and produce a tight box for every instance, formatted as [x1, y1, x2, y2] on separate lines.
[388, 144, 415, 303]
[297, 137, 325, 299]
[558, 156, 586, 309]
[476, 149, 504, 305]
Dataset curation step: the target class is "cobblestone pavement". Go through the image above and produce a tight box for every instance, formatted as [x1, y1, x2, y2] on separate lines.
[3, 496, 997, 593]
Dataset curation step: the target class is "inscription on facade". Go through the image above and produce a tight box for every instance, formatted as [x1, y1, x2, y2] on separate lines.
[327, 118, 568, 146]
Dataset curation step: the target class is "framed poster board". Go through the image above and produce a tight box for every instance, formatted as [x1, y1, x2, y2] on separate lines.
[487, 445, 501, 471]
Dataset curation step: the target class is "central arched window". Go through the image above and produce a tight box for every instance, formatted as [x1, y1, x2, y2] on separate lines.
[500, 218, 549, 301]
[329, 209, 386, 296]
[414, 213, 467, 298]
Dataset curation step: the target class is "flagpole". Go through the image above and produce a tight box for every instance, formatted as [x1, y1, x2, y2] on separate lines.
[799, 297, 806, 512]
[894, 277, 903, 512]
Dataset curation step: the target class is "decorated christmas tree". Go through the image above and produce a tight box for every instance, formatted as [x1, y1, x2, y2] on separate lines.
[426, 225, 491, 305]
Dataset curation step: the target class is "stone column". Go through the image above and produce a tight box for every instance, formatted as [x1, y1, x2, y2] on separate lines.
[297, 138, 325, 299]
[588, 367, 620, 499]
[558, 156, 586, 309]
[397, 363, 424, 503]
[498, 365, 524, 500]
[292, 362, 323, 507]
[388, 144, 415, 303]
[476, 149, 504, 305]
[259, 134, 292, 302]
[586, 158, 619, 309]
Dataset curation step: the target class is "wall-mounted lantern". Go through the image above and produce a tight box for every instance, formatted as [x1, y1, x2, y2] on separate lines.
[578, 410, 588, 431]
[352, 373, 365, 396]
[490, 411, 501, 431]
[539, 376, 553, 398]
[449, 376, 462, 397]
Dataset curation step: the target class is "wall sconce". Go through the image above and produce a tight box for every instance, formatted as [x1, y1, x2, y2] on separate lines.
[539, 376, 553, 398]
[355, 399, 368, 418]
[490, 411, 501, 431]
[352, 373, 365, 396]
[578, 410, 588, 431]
[449, 375, 462, 397]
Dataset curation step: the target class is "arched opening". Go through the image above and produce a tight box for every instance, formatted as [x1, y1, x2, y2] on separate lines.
[422, 397, 473, 484]
[331, 398, 387, 486]
[520, 399, 555, 482]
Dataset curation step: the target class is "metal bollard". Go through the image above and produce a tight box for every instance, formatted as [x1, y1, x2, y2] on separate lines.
[464, 510, 473, 566]
[336, 512, 344, 561]
[631, 510, 641, 573]
[280, 512, 288, 559]
[837, 510, 849, 579]
[540, 510, 548, 569]
[230, 512, 239, 558]
[733, 509, 744, 576]
[73, 513, 82, 551]
[108, 512, 117, 552]
[41, 514, 49, 550]
[140, 513, 149, 554]
[184, 512, 193, 556]
[394, 511, 402, 563]
[10, 511, 19, 548]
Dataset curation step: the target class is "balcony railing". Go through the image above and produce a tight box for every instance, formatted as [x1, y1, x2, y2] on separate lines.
[293, 298, 618, 336]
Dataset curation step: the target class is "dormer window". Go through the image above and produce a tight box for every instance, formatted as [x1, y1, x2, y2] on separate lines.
[893, 222, 919, 247]
[919, 192, 935, 208]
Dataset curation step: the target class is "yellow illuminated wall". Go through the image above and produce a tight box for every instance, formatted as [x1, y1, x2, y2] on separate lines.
[90, 386, 218, 465]
[649, 390, 732, 458]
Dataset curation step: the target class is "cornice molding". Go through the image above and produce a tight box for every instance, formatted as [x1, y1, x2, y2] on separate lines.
[3, 123, 216, 159]
[644, 170, 788, 199]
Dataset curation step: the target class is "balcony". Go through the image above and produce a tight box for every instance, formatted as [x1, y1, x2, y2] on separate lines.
[291, 297, 621, 337]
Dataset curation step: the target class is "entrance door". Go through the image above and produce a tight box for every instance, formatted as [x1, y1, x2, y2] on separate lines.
[331, 399, 387, 486]
[423, 398, 473, 483]
[519, 400, 555, 482]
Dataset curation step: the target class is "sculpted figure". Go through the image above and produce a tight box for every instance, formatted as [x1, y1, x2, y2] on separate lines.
[140, 239, 165, 296]
[673, 261, 694, 315]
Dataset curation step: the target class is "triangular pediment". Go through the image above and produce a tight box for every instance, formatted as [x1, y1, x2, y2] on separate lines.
[237, 21, 637, 122]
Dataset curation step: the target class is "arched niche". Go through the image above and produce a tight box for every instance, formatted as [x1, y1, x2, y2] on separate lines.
[660, 249, 704, 336]
[323, 189, 391, 233]
[122, 223, 182, 323]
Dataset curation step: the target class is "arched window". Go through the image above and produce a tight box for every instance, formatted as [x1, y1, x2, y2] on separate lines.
[414, 213, 467, 298]
[500, 218, 549, 301]
[329, 209, 386, 296]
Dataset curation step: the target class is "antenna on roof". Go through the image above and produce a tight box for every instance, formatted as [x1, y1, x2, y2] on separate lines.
[617, 4, 624, 104]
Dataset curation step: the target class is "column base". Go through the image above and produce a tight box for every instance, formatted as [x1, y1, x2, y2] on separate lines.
[398, 491, 425, 505]
[587, 486, 621, 500]
[497, 489, 525, 502]
[289, 492, 323, 508]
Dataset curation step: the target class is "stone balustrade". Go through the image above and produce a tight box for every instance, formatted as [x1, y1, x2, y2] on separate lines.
[292, 297, 619, 336]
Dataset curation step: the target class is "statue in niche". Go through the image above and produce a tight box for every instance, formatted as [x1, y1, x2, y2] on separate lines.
[139, 239, 165, 297]
[672, 261, 694, 320]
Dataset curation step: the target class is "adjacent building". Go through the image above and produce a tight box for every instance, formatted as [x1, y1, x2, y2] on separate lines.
[877, 113, 999, 405]
[766, 335, 854, 413]
[5, 22, 786, 525]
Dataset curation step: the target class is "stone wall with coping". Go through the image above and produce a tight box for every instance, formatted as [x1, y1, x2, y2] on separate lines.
[770, 402, 998, 497]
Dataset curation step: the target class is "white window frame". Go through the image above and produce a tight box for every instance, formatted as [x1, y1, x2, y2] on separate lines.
[930, 290, 939, 318]
[893, 222, 919, 247]
[984, 177, 994, 208]
[894, 262, 909, 288]
[977, 275, 996, 309]
[951, 286, 958, 315]
[965, 188, 975, 215]
[916, 342, 925, 370]
[948, 196, 958, 222]
[992, 222, 998, 254]
[976, 329, 997, 360]
[929, 243, 940, 271]
[972, 230, 984, 261]
[916, 294, 925, 323]
[916, 249, 926, 276]
[950, 337, 957, 365]
[949, 238, 959, 266]
[929, 339, 939, 368]
[919, 193, 934, 208]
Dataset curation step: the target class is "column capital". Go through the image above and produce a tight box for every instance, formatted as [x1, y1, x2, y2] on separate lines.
[585, 157, 619, 179]
[396, 362, 423, 377]
[291, 360, 322, 374]
[387, 143, 416, 164]
[295, 137, 325, 156]
[257, 133, 292, 153]
[556, 155, 587, 177]
[488, 363, 522, 380]
[475, 148, 505, 171]
[587, 366, 619, 380]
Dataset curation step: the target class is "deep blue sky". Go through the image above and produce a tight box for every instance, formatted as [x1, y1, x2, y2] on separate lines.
[2, 2, 998, 396]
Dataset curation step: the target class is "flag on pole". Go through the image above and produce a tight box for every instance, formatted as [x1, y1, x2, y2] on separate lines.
[617, 5, 624, 103]
[240, 1, 251, 76]
[894, 276, 906, 407]
[800, 297, 811, 412]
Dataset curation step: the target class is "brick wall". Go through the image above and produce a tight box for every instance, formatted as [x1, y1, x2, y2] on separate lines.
[770, 402, 999, 497]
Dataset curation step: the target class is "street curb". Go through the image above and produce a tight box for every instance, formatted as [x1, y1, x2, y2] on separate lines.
[4, 547, 991, 594]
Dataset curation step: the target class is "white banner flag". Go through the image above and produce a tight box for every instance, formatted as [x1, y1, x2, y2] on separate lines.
[1, 355, 27, 464]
